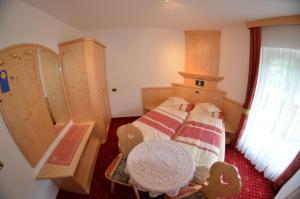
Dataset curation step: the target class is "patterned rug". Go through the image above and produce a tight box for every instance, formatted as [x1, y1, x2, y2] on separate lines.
[56, 117, 276, 199]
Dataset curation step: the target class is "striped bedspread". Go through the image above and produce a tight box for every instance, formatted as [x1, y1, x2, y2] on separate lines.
[173, 114, 223, 170]
[133, 106, 188, 140]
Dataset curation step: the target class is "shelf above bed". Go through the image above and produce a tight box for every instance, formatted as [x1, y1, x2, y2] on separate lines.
[178, 71, 224, 82]
[172, 83, 227, 95]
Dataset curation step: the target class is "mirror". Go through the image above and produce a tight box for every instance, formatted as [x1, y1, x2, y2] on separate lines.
[36, 47, 70, 132]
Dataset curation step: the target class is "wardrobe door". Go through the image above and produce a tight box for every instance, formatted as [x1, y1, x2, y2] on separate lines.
[88, 41, 111, 141]
[60, 41, 93, 122]
[59, 38, 111, 143]
[102, 89, 111, 130]
[93, 42, 111, 132]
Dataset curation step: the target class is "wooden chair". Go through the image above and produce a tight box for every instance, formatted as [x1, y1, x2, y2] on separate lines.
[105, 153, 140, 199]
[116, 123, 143, 155]
[105, 124, 143, 199]
[166, 161, 242, 199]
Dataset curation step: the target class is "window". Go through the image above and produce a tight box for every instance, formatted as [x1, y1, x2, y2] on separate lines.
[238, 25, 300, 181]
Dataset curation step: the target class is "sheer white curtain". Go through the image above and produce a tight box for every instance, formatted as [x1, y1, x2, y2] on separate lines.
[237, 25, 300, 181]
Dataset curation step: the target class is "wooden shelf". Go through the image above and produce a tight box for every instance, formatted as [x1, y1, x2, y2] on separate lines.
[36, 122, 95, 179]
[172, 83, 227, 95]
[178, 71, 224, 82]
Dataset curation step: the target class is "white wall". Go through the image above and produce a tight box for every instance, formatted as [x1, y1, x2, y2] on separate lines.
[86, 25, 249, 117]
[0, 0, 80, 51]
[0, 0, 81, 199]
[219, 24, 250, 103]
[86, 28, 185, 117]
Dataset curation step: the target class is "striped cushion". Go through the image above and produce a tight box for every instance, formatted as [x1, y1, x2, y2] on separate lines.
[105, 154, 129, 184]
[47, 124, 89, 165]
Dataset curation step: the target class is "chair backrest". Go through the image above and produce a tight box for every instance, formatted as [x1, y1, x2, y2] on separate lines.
[200, 161, 242, 199]
[117, 124, 143, 155]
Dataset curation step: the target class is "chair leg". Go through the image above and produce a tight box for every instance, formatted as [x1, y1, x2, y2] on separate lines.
[133, 186, 140, 199]
[110, 182, 115, 194]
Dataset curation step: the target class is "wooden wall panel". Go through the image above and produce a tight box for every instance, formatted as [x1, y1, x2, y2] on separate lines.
[85, 41, 111, 141]
[141, 85, 226, 112]
[142, 87, 174, 110]
[0, 45, 56, 167]
[141, 86, 243, 144]
[184, 31, 221, 76]
[173, 85, 225, 108]
[60, 42, 93, 122]
[222, 97, 243, 132]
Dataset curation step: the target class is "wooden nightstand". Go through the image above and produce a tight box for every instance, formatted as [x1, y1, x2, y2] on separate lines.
[224, 121, 236, 144]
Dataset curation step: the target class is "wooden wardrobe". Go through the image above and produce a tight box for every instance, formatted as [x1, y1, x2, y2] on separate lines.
[59, 38, 111, 143]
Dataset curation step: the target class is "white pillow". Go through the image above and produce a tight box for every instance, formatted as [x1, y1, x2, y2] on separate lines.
[159, 97, 189, 107]
[195, 103, 221, 113]
[167, 97, 189, 105]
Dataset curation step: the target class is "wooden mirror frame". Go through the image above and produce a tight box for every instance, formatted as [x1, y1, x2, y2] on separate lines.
[0, 43, 70, 167]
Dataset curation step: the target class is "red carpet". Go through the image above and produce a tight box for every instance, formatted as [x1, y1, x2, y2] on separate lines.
[56, 117, 276, 199]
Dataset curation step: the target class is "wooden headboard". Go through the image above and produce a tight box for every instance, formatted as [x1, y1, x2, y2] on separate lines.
[142, 87, 174, 112]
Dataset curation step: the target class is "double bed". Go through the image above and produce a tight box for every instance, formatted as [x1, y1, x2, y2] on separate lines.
[117, 97, 227, 184]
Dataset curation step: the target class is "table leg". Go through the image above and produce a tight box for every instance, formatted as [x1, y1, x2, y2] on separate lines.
[133, 186, 141, 199]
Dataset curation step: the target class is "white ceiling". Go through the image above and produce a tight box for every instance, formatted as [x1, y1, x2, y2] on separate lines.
[21, 0, 300, 31]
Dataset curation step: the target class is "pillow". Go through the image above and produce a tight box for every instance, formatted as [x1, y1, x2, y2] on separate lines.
[211, 111, 225, 120]
[178, 103, 195, 113]
[190, 103, 224, 119]
[164, 97, 189, 105]
[196, 103, 221, 112]
[159, 97, 194, 112]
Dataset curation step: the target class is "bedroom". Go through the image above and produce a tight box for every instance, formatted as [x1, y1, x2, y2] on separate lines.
[0, 0, 299, 198]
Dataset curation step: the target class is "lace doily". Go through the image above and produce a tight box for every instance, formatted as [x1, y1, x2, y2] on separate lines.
[126, 139, 195, 197]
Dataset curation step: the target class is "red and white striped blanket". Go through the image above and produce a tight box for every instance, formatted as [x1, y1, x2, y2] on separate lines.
[133, 106, 188, 140]
[173, 114, 223, 183]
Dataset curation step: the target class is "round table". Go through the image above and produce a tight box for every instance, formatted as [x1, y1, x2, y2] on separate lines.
[126, 139, 195, 197]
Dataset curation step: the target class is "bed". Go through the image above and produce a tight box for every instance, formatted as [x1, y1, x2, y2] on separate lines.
[117, 97, 226, 184]
[131, 97, 191, 140]
[173, 104, 226, 184]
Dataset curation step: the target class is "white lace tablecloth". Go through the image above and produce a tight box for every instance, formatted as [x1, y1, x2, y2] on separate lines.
[126, 139, 195, 197]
